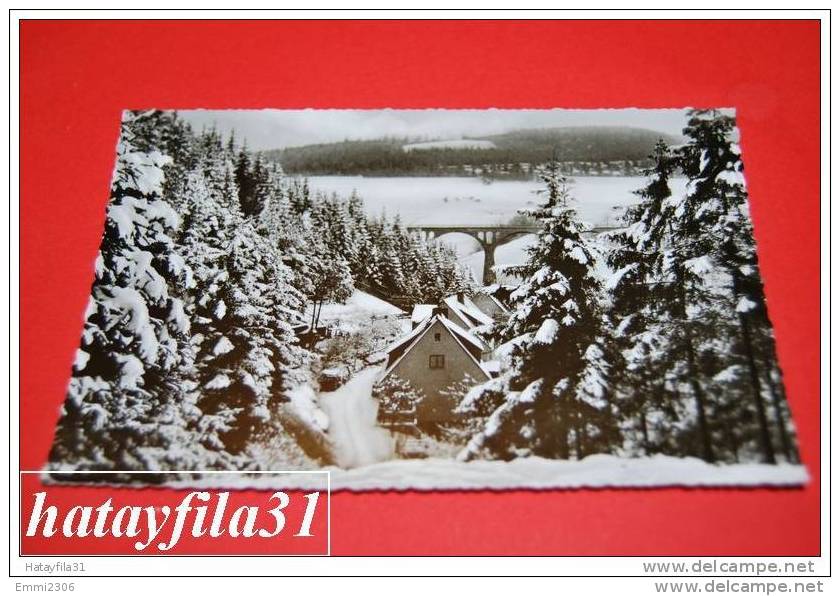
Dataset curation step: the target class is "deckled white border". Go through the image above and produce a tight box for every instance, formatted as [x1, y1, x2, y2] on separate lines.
[33, 457, 808, 493]
[321, 457, 808, 492]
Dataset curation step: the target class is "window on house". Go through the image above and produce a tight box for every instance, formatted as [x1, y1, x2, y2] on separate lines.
[434, 333, 441, 342]
[429, 354, 445, 369]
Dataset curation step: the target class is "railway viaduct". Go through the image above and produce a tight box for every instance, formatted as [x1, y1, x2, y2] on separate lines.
[406, 224, 618, 284]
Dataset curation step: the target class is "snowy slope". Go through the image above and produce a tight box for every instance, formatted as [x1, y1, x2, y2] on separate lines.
[403, 139, 496, 151]
[460, 235, 536, 284]
[309, 290, 405, 334]
[314, 289, 404, 320]
[306, 175, 687, 227]
[307, 175, 678, 283]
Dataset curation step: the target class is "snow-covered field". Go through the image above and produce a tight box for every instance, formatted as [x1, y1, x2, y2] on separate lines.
[402, 139, 496, 151]
[318, 289, 403, 318]
[307, 175, 688, 281]
[307, 175, 674, 227]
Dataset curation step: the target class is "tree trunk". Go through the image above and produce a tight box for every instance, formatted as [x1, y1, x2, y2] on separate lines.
[554, 403, 570, 459]
[313, 300, 322, 330]
[574, 411, 583, 460]
[687, 347, 714, 462]
[761, 355, 796, 463]
[309, 300, 317, 331]
[739, 313, 776, 464]
[676, 269, 714, 462]
[723, 415, 740, 463]
[639, 407, 650, 455]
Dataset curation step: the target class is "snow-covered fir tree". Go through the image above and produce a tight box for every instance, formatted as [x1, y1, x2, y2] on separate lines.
[374, 376, 424, 418]
[50, 110, 476, 473]
[670, 109, 797, 463]
[50, 112, 204, 471]
[303, 233, 355, 334]
[196, 220, 308, 454]
[172, 128, 313, 459]
[300, 196, 473, 309]
[606, 140, 691, 457]
[605, 111, 797, 464]
[459, 162, 610, 460]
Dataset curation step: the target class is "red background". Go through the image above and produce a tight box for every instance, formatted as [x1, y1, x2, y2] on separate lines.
[20, 19, 821, 555]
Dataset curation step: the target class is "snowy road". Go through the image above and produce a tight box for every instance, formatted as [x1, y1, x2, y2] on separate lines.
[319, 367, 395, 468]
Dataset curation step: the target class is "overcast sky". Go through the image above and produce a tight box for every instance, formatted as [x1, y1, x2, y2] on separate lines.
[178, 108, 697, 151]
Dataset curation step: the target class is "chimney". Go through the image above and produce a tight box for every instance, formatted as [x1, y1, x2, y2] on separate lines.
[456, 291, 465, 303]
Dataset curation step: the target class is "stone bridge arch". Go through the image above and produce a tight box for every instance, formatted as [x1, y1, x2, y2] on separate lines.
[407, 224, 617, 284]
[407, 225, 540, 284]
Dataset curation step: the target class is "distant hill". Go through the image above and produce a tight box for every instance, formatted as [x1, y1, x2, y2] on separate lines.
[263, 126, 681, 177]
[403, 139, 497, 151]
[482, 126, 681, 162]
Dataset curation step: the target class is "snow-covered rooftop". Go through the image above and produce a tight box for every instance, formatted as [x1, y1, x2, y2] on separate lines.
[382, 320, 429, 355]
[440, 316, 486, 353]
[473, 290, 509, 313]
[382, 315, 491, 382]
[411, 304, 435, 324]
[443, 295, 494, 328]
[463, 296, 496, 323]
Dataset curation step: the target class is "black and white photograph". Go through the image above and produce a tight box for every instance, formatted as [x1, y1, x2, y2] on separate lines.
[47, 108, 806, 490]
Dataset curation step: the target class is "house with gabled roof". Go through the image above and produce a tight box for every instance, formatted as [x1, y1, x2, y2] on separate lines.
[469, 289, 510, 322]
[441, 292, 495, 333]
[410, 292, 503, 357]
[380, 308, 495, 425]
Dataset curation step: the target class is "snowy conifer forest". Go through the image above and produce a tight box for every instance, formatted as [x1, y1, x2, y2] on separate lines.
[48, 109, 803, 489]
